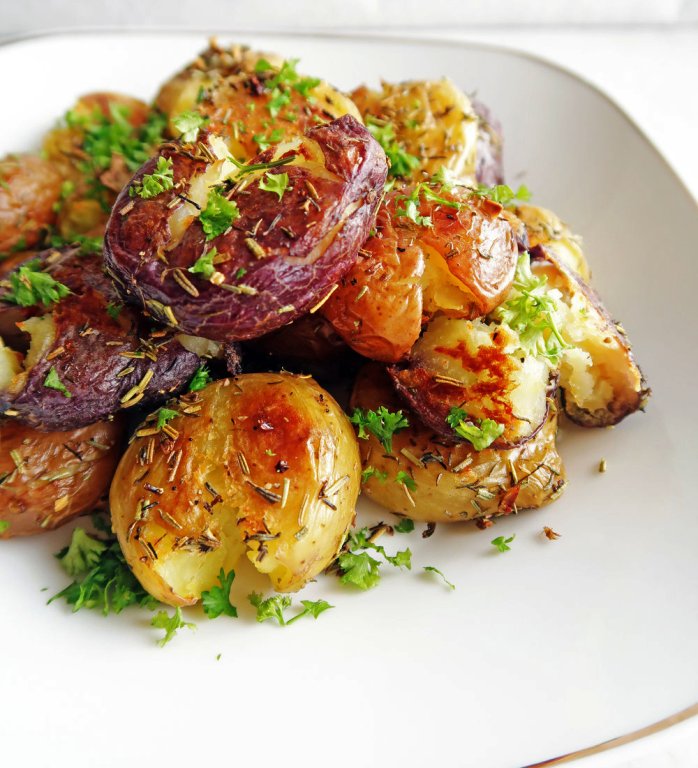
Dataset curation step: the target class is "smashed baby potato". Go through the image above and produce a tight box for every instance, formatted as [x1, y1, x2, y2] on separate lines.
[389, 315, 552, 448]
[351, 78, 479, 182]
[155, 41, 361, 159]
[322, 182, 518, 362]
[110, 373, 361, 605]
[105, 115, 387, 341]
[0, 417, 123, 538]
[532, 254, 649, 427]
[0, 154, 63, 254]
[351, 365, 565, 523]
[515, 204, 590, 279]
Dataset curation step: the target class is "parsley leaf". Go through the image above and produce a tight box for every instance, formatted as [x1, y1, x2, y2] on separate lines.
[131, 156, 174, 199]
[445, 407, 503, 451]
[259, 171, 289, 201]
[151, 607, 196, 647]
[397, 197, 432, 227]
[172, 110, 209, 142]
[337, 551, 382, 590]
[252, 128, 284, 151]
[361, 466, 388, 484]
[48, 233, 103, 255]
[396, 471, 417, 492]
[188, 364, 211, 392]
[44, 367, 72, 399]
[491, 534, 515, 553]
[249, 592, 291, 624]
[156, 407, 179, 430]
[201, 569, 238, 619]
[106, 301, 123, 321]
[57, 528, 106, 577]
[50, 531, 157, 615]
[188, 247, 217, 280]
[350, 406, 409, 454]
[199, 189, 240, 240]
[0, 521, 9, 535]
[3, 260, 70, 307]
[492, 252, 569, 365]
[394, 518, 415, 534]
[366, 117, 420, 178]
[423, 566, 456, 590]
[474, 183, 531, 207]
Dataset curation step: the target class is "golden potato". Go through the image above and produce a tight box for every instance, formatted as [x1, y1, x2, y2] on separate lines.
[110, 373, 361, 605]
[0, 154, 62, 254]
[351, 365, 565, 523]
[351, 79, 479, 182]
[533, 254, 649, 427]
[0, 417, 124, 538]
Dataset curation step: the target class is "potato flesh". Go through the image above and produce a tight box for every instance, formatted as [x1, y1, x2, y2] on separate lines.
[0, 339, 21, 390]
[351, 79, 479, 182]
[110, 374, 361, 606]
[351, 365, 565, 523]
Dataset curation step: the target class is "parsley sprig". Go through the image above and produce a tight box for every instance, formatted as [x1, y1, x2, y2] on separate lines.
[199, 189, 240, 240]
[248, 593, 333, 626]
[350, 406, 409, 454]
[366, 117, 420, 178]
[151, 607, 196, 647]
[474, 183, 531, 206]
[201, 569, 238, 619]
[259, 171, 289, 200]
[445, 407, 503, 451]
[130, 156, 174, 199]
[335, 525, 412, 590]
[3, 260, 70, 307]
[491, 534, 515, 553]
[188, 364, 211, 392]
[172, 110, 209, 143]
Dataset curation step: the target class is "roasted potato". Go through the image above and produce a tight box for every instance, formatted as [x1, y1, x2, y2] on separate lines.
[0, 154, 63, 254]
[351, 365, 565, 523]
[515, 204, 590, 280]
[322, 182, 518, 361]
[110, 373, 361, 605]
[0, 248, 214, 431]
[155, 42, 360, 160]
[532, 253, 649, 427]
[105, 115, 387, 341]
[472, 99, 504, 187]
[43, 92, 165, 239]
[0, 417, 123, 538]
[351, 79, 479, 182]
[388, 315, 553, 447]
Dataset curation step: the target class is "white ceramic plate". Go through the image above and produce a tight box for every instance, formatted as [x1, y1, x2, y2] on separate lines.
[0, 32, 696, 768]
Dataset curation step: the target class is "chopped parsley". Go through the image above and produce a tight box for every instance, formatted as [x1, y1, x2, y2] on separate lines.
[50, 526, 157, 615]
[396, 471, 417, 492]
[491, 534, 515, 553]
[350, 406, 409, 454]
[201, 569, 238, 619]
[106, 301, 123, 321]
[188, 247, 217, 280]
[424, 566, 456, 590]
[474, 183, 531, 207]
[255, 58, 321, 117]
[188, 364, 211, 392]
[48, 233, 103, 254]
[130, 156, 174, 199]
[361, 466, 388, 484]
[393, 518, 415, 534]
[3, 260, 70, 307]
[151, 607, 195, 647]
[366, 117, 420, 178]
[43, 367, 72, 399]
[492, 252, 569, 365]
[446, 407, 503, 451]
[199, 189, 239, 240]
[259, 171, 289, 200]
[248, 593, 333, 626]
[155, 407, 179, 430]
[395, 182, 461, 228]
[0, 521, 8, 534]
[172, 110, 209, 143]
[252, 128, 284, 151]
[336, 526, 412, 590]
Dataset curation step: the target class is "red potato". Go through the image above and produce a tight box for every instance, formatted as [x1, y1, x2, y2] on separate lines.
[0, 417, 123, 538]
[104, 115, 387, 341]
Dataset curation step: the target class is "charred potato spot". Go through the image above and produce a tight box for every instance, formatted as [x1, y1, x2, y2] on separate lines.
[0, 417, 123, 538]
[389, 316, 552, 447]
[0, 248, 205, 430]
[0, 154, 63, 254]
[110, 374, 361, 605]
[352, 365, 565, 523]
[533, 255, 649, 426]
[351, 79, 479, 182]
[105, 115, 387, 341]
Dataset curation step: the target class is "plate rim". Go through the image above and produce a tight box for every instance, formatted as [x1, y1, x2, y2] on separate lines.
[1, 26, 696, 768]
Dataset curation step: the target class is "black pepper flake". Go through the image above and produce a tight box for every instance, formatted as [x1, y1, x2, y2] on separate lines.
[422, 522, 436, 539]
[275, 460, 289, 473]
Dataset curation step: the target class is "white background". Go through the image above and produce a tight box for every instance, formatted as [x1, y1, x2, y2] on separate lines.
[0, 2, 696, 767]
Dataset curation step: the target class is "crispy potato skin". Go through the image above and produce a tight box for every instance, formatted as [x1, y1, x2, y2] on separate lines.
[322, 185, 517, 361]
[110, 374, 361, 605]
[351, 365, 565, 523]
[532, 253, 650, 427]
[105, 115, 387, 341]
[155, 43, 361, 159]
[0, 248, 203, 431]
[0, 417, 123, 538]
[250, 313, 350, 366]
[0, 155, 63, 254]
